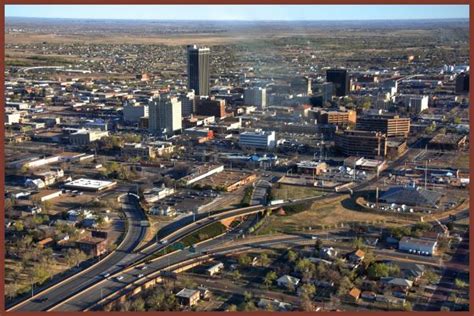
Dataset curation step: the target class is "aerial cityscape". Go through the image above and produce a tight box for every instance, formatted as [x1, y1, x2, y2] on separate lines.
[3, 5, 470, 313]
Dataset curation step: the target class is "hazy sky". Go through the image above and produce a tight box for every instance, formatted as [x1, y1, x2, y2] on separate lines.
[5, 5, 469, 21]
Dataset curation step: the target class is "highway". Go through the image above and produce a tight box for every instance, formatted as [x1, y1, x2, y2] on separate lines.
[12, 147, 453, 311]
[9, 194, 148, 312]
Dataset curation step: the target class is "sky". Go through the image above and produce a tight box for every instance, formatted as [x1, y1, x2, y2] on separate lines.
[5, 5, 469, 21]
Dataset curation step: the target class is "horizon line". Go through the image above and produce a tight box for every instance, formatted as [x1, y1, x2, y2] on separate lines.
[5, 16, 470, 22]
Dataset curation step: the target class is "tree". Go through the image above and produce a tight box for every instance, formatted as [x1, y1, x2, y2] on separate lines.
[337, 276, 353, 296]
[455, 278, 468, 289]
[314, 238, 323, 252]
[287, 250, 298, 263]
[299, 283, 316, 298]
[299, 295, 315, 311]
[423, 270, 440, 285]
[227, 304, 238, 311]
[263, 271, 277, 288]
[362, 250, 375, 269]
[130, 297, 146, 311]
[238, 254, 252, 266]
[65, 248, 87, 268]
[259, 253, 270, 267]
[367, 263, 390, 279]
[231, 269, 242, 281]
[403, 301, 413, 311]
[243, 291, 253, 303]
[296, 258, 315, 282]
[352, 237, 364, 250]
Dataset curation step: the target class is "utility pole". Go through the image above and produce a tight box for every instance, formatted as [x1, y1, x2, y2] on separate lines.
[376, 187, 379, 210]
[424, 159, 428, 190]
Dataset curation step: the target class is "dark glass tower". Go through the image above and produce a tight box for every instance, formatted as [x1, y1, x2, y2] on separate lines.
[187, 45, 210, 96]
[326, 69, 350, 97]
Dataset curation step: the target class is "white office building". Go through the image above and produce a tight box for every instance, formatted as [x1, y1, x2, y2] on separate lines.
[149, 95, 182, 136]
[239, 130, 276, 149]
[408, 96, 429, 114]
[244, 87, 267, 109]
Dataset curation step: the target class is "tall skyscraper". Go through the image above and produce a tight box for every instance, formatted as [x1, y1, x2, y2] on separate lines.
[243, 87, 267, 109]
[187, 45, 210, 96]
[149, 95, 182, 136]
[455, 72, 469, 94]
[326, 69, 350, 97]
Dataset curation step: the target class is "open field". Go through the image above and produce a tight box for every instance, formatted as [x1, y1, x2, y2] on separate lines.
[271, 184, 325, 200]
[256, 195, 414, 235]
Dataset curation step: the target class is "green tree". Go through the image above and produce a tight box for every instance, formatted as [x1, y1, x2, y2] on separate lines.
[287, 250, 298, 263]
[337, 276, 353, 296]
[299, 283, 316, 298]
[130, 297, 146, 311]
[455, 278, 468, 289]
[259, 253, 270, 267]
[65, 248, 87, 268]
[238, 254, 252, 266]
[367, 263, 390, 279]
[352, 237, 364, 250]
[231, 269, 242, 281]
[227, 304, 238, 311]
[263, 271, 277, 288]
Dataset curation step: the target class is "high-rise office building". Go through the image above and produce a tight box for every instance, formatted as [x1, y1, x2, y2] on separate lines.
[243, 87, 267, 109]
[187, 45, 210, 96]
[149, 95, 182, 136]
[335, 130, 387, 158]
[195, 97, 226, 118]
[356, 115, 410, 138]
[455, 73, 469, 94]
[326, 69, 350, 97]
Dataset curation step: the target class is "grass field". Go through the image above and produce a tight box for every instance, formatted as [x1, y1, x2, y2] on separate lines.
[256, 195, 413, 235]
[271, 184, 325, 200]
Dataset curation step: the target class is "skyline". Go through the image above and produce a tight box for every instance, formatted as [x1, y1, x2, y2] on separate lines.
[6, 5, 469, 21]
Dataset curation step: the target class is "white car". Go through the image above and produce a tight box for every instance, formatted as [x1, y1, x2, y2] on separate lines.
[116, 276, 124, 281]
[102, 272, 110, 278]
[137, 273, 144, 278]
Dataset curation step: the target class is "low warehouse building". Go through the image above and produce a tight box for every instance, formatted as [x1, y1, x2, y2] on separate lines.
[65, 178, 117, 192]
[399, 237, 437, 256]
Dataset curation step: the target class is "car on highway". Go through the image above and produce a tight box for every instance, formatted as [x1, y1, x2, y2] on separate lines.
[161, 239, 168, 245]
[137, 273, 144, 278]
[140, 265, 147, 270]
[116, 276, 124, 281]
[102, 272, 110, 278]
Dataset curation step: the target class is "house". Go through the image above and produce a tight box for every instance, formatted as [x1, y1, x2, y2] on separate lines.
[319, 246, 338, 259]
[206, 262, 224, 276]
[176, 288, 200, 307]
[381, 277, 414, 297]
[82, 215, 98, 228]
[197, 286, 211, 300]
[76, 237, 107, 256]
[150, 205, 176, 216]
[37, 237, 54, 249]
[257, 298, 293, 311]
[361, 291, 377, 301]
[396, 262, 426, 281]
[344, 287, 361, 303]
[276, 275, 300, 289]
[31, 189, 62, 202]
[348, 249, 365, 263]
[25, 178, 46, 189]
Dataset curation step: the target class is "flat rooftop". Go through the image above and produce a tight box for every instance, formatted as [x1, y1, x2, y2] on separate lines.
[65, 178, 116, 190]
